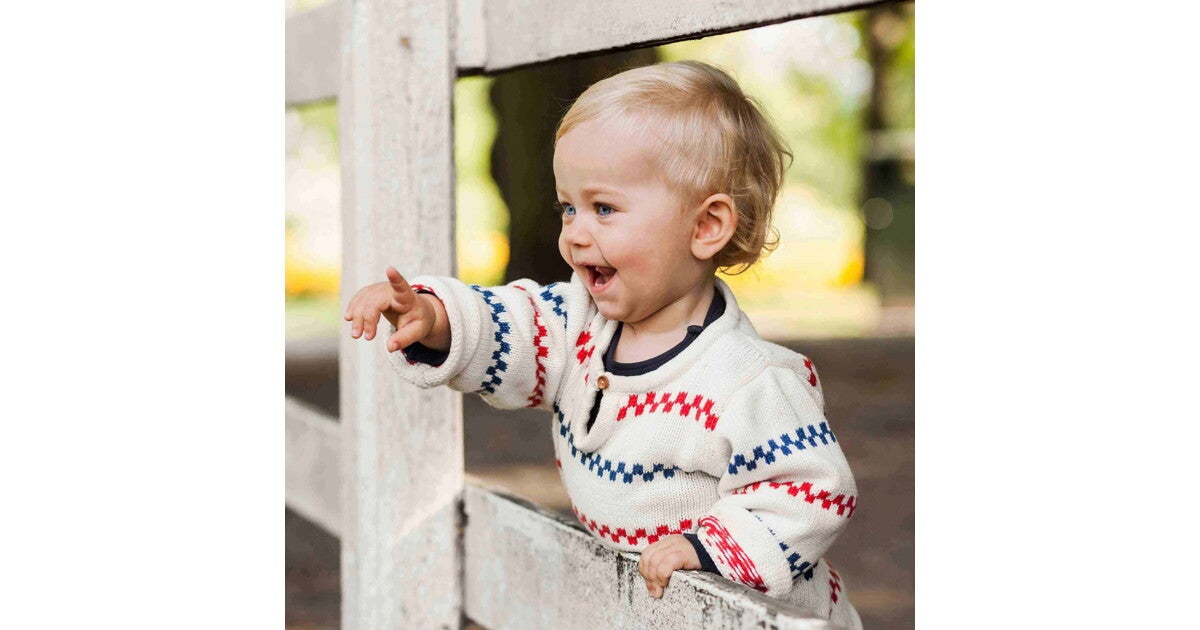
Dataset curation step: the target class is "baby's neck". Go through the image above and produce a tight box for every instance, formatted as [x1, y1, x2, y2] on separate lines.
[616, 278, 715, 362]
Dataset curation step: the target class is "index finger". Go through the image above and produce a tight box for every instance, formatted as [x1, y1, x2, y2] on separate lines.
[386, 266, 412, 294]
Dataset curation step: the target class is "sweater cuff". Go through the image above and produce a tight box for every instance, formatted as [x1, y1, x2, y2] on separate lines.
[399, 341, 448, 366]
[683, 533, 720, 575]
[382, 276, 477, 389]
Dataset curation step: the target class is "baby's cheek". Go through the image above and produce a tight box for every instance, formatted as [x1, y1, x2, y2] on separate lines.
[557, 236, 574, 269]
[616, 249, 652, 276]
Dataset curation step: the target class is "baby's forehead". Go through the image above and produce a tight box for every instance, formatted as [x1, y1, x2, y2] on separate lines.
[553, 118, 667, 185]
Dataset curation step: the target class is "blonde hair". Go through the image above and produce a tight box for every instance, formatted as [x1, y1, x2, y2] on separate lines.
[555, 60, 791, 274]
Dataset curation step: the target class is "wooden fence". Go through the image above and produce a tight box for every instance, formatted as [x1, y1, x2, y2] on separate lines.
[285, 1, 886, 627]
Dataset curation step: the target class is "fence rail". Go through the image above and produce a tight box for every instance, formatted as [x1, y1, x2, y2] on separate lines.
[283, 400, 839, 628]
[285, 396, 342, 536]
[464, 484, 840, 629]
[285, 2, 340, 105]
[286, 0, 889, 105]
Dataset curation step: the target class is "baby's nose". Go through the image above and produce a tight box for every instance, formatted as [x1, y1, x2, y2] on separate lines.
[561, 218, 593, 246]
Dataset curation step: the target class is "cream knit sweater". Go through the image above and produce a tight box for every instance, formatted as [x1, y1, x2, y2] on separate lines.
[385, 273, 860, 626]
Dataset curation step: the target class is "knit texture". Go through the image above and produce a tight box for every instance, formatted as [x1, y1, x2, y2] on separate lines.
[383, 273, 860, 626]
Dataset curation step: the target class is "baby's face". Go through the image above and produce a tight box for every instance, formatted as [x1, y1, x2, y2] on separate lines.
[554, 118, 706, 325]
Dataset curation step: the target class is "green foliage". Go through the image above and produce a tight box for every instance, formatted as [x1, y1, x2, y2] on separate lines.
[783, 67, 867, 209]
[884, 6, 916, 129]
[295, 99, 339, 159]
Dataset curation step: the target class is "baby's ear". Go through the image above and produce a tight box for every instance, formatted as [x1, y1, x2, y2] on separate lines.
[690, 193, 738, 261]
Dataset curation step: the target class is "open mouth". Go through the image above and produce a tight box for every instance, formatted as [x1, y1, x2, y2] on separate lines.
[584, 265, 617, 291]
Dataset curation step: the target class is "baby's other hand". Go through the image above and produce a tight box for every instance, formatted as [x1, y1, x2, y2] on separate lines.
[344, 266, 435, 352]
[637, 534, 701, 599]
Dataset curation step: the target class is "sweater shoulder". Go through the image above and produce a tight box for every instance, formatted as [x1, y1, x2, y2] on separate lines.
[709, 333, 826, 416]
[704, 326, 816, 382]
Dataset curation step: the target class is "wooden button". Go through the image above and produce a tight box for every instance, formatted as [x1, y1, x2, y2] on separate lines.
[596, 374, 609, 390]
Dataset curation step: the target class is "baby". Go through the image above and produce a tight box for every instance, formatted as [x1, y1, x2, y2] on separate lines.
[344, 61, 860, 628]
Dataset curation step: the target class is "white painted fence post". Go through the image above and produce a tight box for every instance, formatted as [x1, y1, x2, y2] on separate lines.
[337, 0, 462, 627]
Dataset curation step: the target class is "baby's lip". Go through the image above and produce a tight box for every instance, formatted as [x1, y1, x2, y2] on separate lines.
[579, 263, 617, 275]
[581, 263, 617, 288]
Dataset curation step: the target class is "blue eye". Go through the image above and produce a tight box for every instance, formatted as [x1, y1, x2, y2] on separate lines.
[597, 204, 614, 216]
[557, 202, 576, 217]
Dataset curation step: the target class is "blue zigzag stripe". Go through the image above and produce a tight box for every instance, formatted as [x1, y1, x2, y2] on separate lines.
[553, 404, 680, 483]
[726, 422, 838, 475]
[470, 285, 511, 394]
[779, 540, 816, 582]
[539, 283, 568, 328]
[753, 514, 816, 582]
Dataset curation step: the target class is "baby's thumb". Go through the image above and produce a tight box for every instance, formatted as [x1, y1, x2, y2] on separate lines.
[386, 319, 430, 353]
[386, 328, 413, 353]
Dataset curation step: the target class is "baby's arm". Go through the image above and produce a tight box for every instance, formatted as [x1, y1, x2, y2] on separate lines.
[347, 268, 589, 411]
[345, 266, 450, 352]
[691, 362, 857, 597]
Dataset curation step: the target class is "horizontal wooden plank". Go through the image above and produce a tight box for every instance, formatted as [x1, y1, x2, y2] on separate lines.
[463, 482, 845, 629]
[287, 0, 893, 96]
[285, 396, 342, 536]
[456, 0, 487, 72]
[289, 0, 485, 100]
[471, 0, 892, 74]
[286, 2, 340, 105]
[285, 335, 338, 364]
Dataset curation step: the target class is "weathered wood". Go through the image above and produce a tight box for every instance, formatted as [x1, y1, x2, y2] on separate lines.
[472, 0, 893, 74]
[455, 0, 487, 72]
[463, 483, 845, 630]
[290, 0, 894, 89]
[285, 396, 342, 537]
[338, 0, 462, 627]
[288, 0, 482, 103]
[286, 2, 340, 105]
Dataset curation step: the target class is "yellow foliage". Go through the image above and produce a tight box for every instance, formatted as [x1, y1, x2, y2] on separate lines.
[285, 230, 340, 298]
[458, 230, 510, 286]
[286, 258, 340, 298]
[834, 247, 864, 287]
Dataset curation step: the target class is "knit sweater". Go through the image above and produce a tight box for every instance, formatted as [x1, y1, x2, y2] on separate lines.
[384, 272, 860, 625]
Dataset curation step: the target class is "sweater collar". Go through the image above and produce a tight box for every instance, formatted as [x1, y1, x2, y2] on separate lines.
[603, 286, 726, 376]
[569, 276, 747, 451]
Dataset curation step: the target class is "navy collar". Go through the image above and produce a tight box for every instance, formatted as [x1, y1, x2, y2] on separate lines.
[603, 286, 726, 377]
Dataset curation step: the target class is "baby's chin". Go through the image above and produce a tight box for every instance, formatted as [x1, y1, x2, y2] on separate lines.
[592, 301, 617, 319]
[592, 299, 627, 323]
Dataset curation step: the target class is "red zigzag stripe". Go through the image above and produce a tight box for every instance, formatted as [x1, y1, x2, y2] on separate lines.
[828, 561, 843, 607]
[575, 329, 596, 365]
[731, 481, 857, 518]
[698, 516, 768, 593]
[615, 391, 720, 431]
[572, 506, 693, 546]
[803, 357, 818, 386]
[575, 329, 596, 384]
[514, 286, 549, 408]
[573, 326, 597, 364]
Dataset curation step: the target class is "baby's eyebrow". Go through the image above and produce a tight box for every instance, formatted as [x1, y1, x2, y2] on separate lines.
[559, 185, 624, 200]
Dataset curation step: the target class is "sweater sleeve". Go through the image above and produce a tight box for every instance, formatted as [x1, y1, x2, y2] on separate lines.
[693, 361, 857, 596]
[380, 274, 587, 412]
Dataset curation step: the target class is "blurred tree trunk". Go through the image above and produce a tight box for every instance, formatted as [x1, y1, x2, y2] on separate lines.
[491, 49, 660, 285]
[862, 3, 915, 301]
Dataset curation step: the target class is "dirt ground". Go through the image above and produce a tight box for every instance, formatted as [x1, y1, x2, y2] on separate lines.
[285, 336, 913, 629]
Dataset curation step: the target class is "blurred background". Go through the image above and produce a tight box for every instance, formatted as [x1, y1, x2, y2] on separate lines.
[285, 2, 914, 628]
